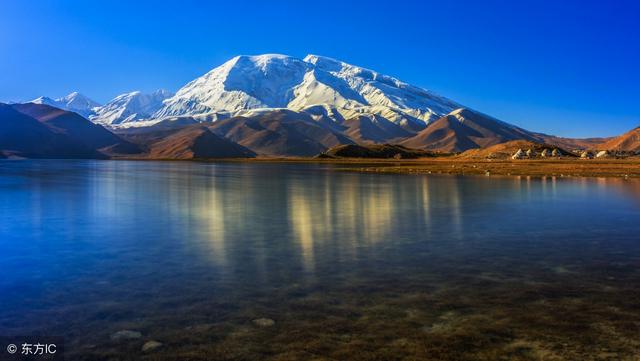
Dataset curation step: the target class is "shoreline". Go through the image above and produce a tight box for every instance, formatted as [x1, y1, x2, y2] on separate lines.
[334, 158, 640, 178]
[7, 156, 640, 179]
[108, 156, 640, 179]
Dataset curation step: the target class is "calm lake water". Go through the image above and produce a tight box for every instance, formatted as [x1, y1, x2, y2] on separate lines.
[1, 160, 639, 360]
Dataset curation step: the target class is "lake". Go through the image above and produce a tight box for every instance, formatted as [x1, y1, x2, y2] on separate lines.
[1, 160, 639, 360]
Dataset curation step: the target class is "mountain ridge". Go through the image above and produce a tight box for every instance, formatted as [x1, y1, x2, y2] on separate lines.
[30, 92, 100, 118]
[599, 126, 640, 151]
[152, 53, 462, 131]
[13, 54, 638, 158]
[90, 89, 173, 125]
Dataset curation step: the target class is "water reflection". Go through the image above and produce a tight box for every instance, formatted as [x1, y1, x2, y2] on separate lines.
[84, 163, 639, 281]
[1, 161, 640, 360]
[171, 170, 473, 275]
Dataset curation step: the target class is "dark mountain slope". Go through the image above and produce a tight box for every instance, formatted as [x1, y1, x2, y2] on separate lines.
[401, 108, 540, 152]
[341, 114, 413, 144]
[318, 144, 436, 159]
[210, 109, 353, 156]
[0, 103, 103, 158]
[11, 103, 140, 154]
[148, 125, 255, 159]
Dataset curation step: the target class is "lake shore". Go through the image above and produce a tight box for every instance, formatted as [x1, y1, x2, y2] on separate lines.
[204, 157, 640, 178]
[341, 158, 640, 178]
[111, 155, 640, 178]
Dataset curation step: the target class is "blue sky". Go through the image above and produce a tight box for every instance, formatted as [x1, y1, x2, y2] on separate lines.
[1, 0, 638, 137]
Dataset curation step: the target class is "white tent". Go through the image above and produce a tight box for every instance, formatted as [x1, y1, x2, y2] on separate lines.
[512, 149, 525, 160]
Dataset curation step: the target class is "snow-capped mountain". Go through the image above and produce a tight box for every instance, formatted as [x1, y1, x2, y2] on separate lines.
[154, 54, 462, 130]
[30, 92, 101, 118]
[90, 90, 173, 125]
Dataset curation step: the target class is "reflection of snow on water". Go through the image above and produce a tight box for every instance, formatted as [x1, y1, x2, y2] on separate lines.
[1, 161, 639, 359]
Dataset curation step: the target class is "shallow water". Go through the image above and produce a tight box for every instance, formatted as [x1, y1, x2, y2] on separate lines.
[1, 160, 639, 360]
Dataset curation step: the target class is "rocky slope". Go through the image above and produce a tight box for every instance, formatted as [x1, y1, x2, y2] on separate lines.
[12, 103, 139, 154]
[599, 127, 640, 151]
[208, 109, 353, 156]
[0, 103, 105, 158]
[400, 108, 541, 152]
[148, 125, 255, 159]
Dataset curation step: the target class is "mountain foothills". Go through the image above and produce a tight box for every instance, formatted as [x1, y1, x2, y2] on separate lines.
[0, 103, 138, 159]
[599, 127, 640, 151]
[2, 54, 638, 159]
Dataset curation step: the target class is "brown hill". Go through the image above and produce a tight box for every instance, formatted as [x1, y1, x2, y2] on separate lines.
[459, 140, 575, 159]
[115, 108, 612, 158]
[6, 101, 622, 159]
[210, 109, 353, 156]
[11, 103, 141, 155]
[341, 114, 413, 144]
[537, 135, 610, 151]
[318, 144, 436, 159]
[400, 108, 539, 152]
[148, 125, 255, 159]
[0, 103, 104, 159]
[598, 127, 640, 152]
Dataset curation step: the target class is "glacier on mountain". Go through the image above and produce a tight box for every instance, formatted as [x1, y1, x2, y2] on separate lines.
[90, 89, 173, 125]
[152, 54, 462, 130]
[28, 54, 467, 131]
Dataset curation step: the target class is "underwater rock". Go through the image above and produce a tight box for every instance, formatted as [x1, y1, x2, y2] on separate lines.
[142, 340, 163, 352]
[252, 318, 275, 327]
[185, 323, 215, 333]
[110, 330, 142, 341]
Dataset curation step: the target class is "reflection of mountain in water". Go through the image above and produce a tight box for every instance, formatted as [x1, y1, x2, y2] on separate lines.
[4, 161, 640, 360]
[159, 167, 507, 277]
[67, 161, 640, 285]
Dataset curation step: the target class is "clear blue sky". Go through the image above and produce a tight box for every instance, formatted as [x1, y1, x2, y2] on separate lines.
[1, 0, 638, 137]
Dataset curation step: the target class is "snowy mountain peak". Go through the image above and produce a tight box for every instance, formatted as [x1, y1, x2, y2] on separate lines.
[89, 89, 173, 125]
[60, 91, 80, 101]
[30, 92, 100, 117]
[31, 96, 55, 104]
[303, 54, 380, 81]
[449, 108, 468, 123]
[153, 53, 463, 129]
[60, 92, 100, 108]
[303, 54, 342, 67]
[154, 54, 310, 118]
[153, 89, 172, 97]
[235, 54, 303, 68]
